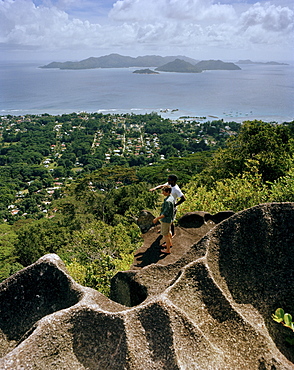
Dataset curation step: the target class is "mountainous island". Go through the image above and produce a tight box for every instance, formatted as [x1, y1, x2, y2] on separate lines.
[154, 59, 241, 73]
[195, 59, 241, 70]
[40, 54, 198, 70]
[236, 59, 289, 65]
[155, 59, 202, 73]
[40, 54, 241, 73]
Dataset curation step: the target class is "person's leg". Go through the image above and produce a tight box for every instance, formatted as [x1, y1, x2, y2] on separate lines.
[171, 223, 175, 237]
[165, 231, 172, 253]
[171, 207, 177, 237]
[160, 222, 165, 246]
[161, 222, 172, 253]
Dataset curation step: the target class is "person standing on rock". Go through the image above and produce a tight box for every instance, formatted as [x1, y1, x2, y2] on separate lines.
[149, 174, 186, 237]
[152, 185, 174, 254]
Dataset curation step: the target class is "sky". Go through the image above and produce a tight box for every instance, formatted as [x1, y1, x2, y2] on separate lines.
[0, 0, 293, 62]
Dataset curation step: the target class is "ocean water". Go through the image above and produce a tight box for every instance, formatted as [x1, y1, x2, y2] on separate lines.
[0, 61, 293, 122]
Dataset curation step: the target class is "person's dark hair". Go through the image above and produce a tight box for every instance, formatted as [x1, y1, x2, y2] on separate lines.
[162, 185, 172, 193]
[168, 174, 178, 182]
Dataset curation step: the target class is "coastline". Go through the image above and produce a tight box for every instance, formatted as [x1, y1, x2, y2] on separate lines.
[1, 107, 293, 124]
[68, 107, 292, 124]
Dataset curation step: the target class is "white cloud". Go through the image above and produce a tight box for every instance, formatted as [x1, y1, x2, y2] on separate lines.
[235, 2, 294, 51]
[240, 2, 294, 32]
[0, 0, 106, 49]
[109, 0, 236, 22]
[0, 0, 293, 60]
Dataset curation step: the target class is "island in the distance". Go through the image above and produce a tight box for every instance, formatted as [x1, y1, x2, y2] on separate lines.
[155, 59, 202, 73]
[40, 54, 198, 70]
[133, 68, 159, 74]
[236, 59, 289, 65]
[40, 54, 288, 73]
[39, 53, 241, 73]
[155, 59, 241, 73]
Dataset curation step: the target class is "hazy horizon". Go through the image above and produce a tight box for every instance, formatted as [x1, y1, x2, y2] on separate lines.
[2, 55, 293, 66]
[0, 0, 293, 63]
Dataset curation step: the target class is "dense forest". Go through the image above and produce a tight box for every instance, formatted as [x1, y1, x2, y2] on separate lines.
[1, 112, 294, 296]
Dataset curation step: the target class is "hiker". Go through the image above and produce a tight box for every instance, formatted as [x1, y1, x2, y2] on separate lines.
[149, 174, 186, 236]
[152, 185, 174, 254]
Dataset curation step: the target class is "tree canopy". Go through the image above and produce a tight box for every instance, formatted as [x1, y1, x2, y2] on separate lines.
[1, 113, 294, 297]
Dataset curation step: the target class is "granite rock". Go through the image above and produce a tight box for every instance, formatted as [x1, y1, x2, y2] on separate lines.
[1, 203, 294, 369]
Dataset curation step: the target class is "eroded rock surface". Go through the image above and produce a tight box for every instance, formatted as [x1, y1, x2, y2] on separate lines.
[1, 203, 294, 369]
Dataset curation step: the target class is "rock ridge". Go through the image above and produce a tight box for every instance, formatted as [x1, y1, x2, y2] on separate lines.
[1, 203, 294, 369]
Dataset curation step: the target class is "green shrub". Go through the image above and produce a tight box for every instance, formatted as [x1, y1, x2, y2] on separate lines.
[177, 171, 267, 217]
[272, 308, 294, 345]
[60, 220, 141, 296]
[0, 224, 23, 282]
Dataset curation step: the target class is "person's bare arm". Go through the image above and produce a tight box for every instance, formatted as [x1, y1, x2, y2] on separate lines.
[153, 214, 164, 224]
[175, 195, 186, 207]
[149, 184, 164, 192]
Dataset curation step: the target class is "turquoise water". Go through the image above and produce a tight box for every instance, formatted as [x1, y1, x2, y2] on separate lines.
[1, 61, 293, 122]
